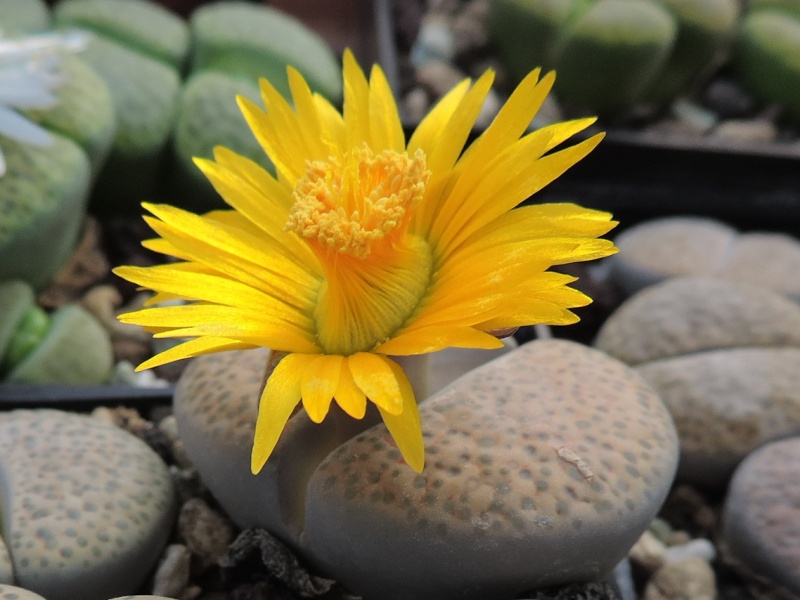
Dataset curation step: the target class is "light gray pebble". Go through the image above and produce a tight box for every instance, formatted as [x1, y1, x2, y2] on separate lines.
[711, 119, 778, 144]
[643, 558, 716, 600]
[177, 498, 234, 569]
[663, 538, 716, 564]
[159, 415, 193, 469]
[151, 544, 191, 599]
[411, 14, 455, 67]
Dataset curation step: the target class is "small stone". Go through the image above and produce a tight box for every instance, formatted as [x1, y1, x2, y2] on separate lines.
[416, 59, 467, 99]
[151, 544, 191, 598]
[643, 558, 716, 600]
[402, 86, 431, 124]
[670, 99, 718, 134]
[723, 436, 800, 598]
[711, 119, 778, 145]
[702, 79, 757, 119]
[159, 415, 194, 469]
[0, 410, 176, 600]
[453, 0, 490, 56]
[303, 340, 679, 600]
[663, 539, 716, 564]
[629, 530, 667, 573]
[177, 498, 235, 569]
[411, 13, 456, 67]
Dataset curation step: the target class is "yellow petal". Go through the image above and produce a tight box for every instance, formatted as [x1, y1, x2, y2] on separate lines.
[348, 352, 404, 416]
[377, 358, 424, 472]
[136, 336, 255, 371]
[376, 326, 503, 355]
[368, 63, 405, 152]
[300, 355, 342, 423]
[342, 48, 371, 148]
[251, 353, 307, 473]
[407, 78, 471, 157]
[336, 358, 367, 419]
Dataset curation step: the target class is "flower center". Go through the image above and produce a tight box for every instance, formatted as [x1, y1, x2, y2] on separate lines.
[287, 146, 428, 259]
[287, 146, 432, 355]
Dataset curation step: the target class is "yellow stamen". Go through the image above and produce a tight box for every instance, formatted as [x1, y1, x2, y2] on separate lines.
[287, 146, 429, 259]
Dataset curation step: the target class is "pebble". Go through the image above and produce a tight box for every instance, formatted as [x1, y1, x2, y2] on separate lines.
[702, 79, 757, 119]
[629, 530, 667, 573]
[710, 119, 778, 145]
[151, 544, 191, 598]
[643, 557, 716, 600]
[0, 410, 176, 600]
[177, 498, 235, 570]
[723, 436, 800, 598]
[302, 339, 679, 600]
[663, 538, 716, 564]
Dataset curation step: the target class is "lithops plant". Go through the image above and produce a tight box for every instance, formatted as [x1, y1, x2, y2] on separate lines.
[169, 71, 271, 212]
[302, 339, 678, 600]
[608, 216, 800, 299]
[722, 436, 800, 598]
[0, 0, 49, 35]
[0, 280, 114, 384]
[188, 1, 342, 102]
[173, 347, 382, 548]
[22, 55, 116, 174]
[67, 34, 180, 213]
[596, 276, 800, 489]
[0, 132, 90, 288]
[53, 0, 190, 70]
[175, 341, 519, 551]
[0, 410, 176, 600]
[488, 0, 739, 114]
[0, 586, 45, 600]
[735, 3, 800, 123]
[645, 0, 740, 104]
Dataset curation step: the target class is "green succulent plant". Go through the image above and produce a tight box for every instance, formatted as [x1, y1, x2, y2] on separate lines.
[170, 70, 273, 213]
[0, 133, 90, 289]
[488, 0, 740, 114]
[0, 280, 113, 384]
[735, 6, 800, 123]
[189, 1, 343, 103]
[53, 0, 190, 70]
[0, 0, 50, 35]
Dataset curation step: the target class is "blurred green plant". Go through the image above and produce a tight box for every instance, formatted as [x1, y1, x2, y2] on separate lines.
[488, 0, 740, 115]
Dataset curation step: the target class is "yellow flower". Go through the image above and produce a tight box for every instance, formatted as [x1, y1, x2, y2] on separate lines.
[115, 51, 618, 474]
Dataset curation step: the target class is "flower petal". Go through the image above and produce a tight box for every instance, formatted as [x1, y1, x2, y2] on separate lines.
[376, 326, 503, 355]
[300, 354, 342, 423]
[251, 353, 307, 473]
[336, 358, 367, 419]
[377, 358, 424, 472]
[136, 336, 256, 371]
[348, 352, 404, 416]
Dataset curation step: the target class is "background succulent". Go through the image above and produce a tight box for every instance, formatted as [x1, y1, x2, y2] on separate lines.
[487, 0, 740, 115]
